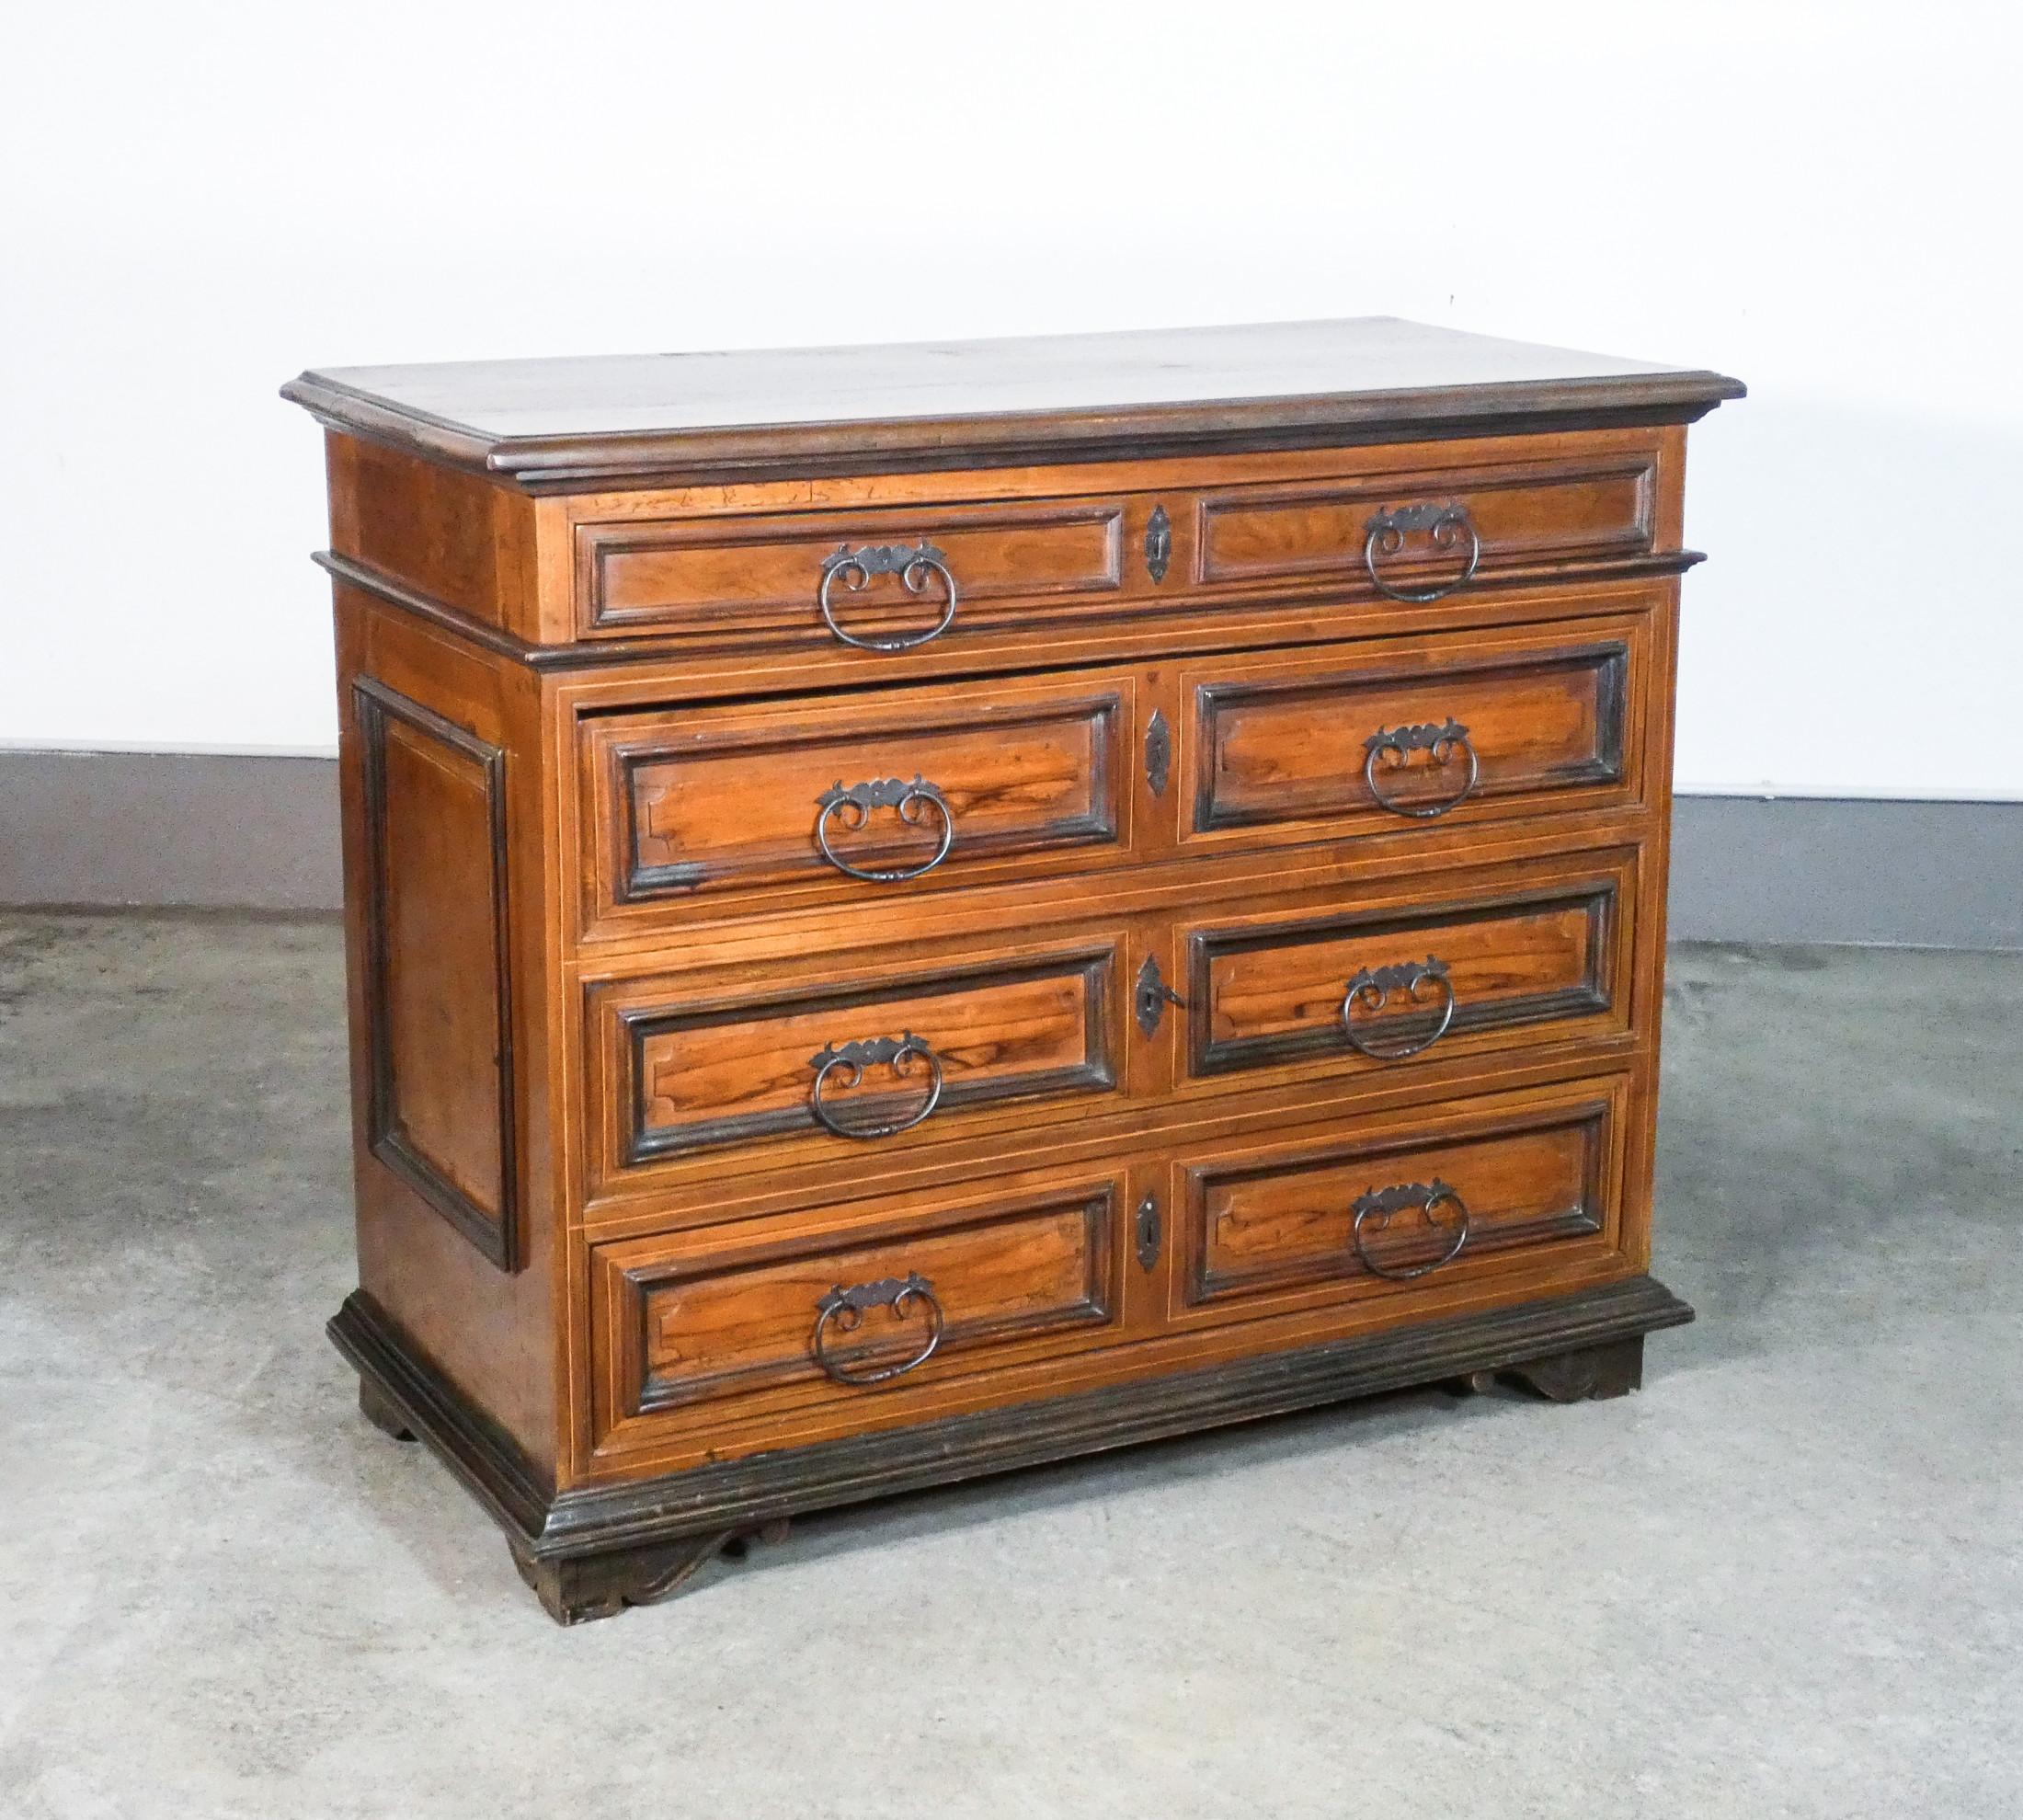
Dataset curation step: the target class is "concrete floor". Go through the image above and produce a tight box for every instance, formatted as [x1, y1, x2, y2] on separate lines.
[0, 914, 2017, 1819]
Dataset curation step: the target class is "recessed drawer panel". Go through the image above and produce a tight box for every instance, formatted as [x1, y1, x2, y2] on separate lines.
[1183, 614, 1650, 846]
[589, 1167, 1129, 1448]
[588, 932, 1133, 1190]
[580, 670, 1136, 928]
[1196, 452, 1654, 595]
[555, 432, 1677, 658]
[1181, 850, 1635, 1092]
[577, 498, 1131, 641]
[1171, 1074, 1629, 1323]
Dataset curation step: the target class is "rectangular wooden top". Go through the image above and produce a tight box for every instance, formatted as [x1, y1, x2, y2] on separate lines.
[283, 316, 1742, 491]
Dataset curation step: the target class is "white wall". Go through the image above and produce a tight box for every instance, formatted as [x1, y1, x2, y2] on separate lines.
[4, 0, 2017, 797]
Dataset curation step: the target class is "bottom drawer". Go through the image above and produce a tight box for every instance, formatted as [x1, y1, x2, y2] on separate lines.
[585, 1071, 1642, 1471]
[1166, 1071, 1631, 1327]
[590, 1163, 1135, 1453]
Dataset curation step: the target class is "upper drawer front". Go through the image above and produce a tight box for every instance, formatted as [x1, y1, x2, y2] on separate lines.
[567, 437, 1673, 654]
[588, 926, 1136, 1194]
[1195, 452, 1654, 596]
[590, 1167, 1126, 1442]
[580, 670, 1135, 929]
[577, 498, 1134, 641]
[1183, 849, 1636, 1092]
[1184, 614, 1650, 845]
[1170, 1073, 1629, 1325]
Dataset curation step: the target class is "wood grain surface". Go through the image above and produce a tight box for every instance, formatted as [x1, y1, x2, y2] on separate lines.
[294, 323, 1737, 1617]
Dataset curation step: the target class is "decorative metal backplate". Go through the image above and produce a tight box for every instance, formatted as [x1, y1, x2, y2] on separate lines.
[1135, 954, 1185, 1036]
[817, 540, 958, 652]
[812, 1271, 943, 1385]
[1144, 710, 1172, 798]
[814, 775, 954, 882]
[807, 1032, 944, 1139]
[1367, 716, 1469, 757]
[834, 543, 943, 579]
[1135, 1192, 1162, 1272]
[1362, 500, 1480, 602]
[1363, 717, 1479, 818]
[1145, 504, 1173, 584]
[1341, 955, 1456, 1060]
[1350, 1178, 1470, 1281]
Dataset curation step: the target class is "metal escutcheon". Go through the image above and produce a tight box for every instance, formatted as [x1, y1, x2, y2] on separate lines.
[1362, 501, 1480, 603]
[817, 541, 958, 652]
[812, 1271, 943, 1385]
[1364, 718, 1480, 818]
[808, 1033, 944, 1139]
[1341, 956, 1456, 1060]
[1351, 1179, 1471, 1281]
[815, 776, 954, 882]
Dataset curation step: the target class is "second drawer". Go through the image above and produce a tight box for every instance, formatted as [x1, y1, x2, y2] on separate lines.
[572, 594, 1664, 942]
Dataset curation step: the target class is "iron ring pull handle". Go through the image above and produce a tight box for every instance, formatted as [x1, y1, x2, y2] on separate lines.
[1341, 956, 1456, 1060]
[812, 1271, 944, 1386]
[1363, 718, 1480, 819]
[1351, 1179, 1471, 1282]
[814, 776, 954, 883]
[1362, 501, 1481, 603]
[817, 541, 959, 652]
[808, 1033, 944, 1139]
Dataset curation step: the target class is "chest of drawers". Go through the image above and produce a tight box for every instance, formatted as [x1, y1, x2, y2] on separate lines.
[285, 318, 1742, 1622]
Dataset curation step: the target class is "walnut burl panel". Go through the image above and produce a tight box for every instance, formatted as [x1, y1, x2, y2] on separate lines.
[1195, 450, 1653, 588]
[352, 677, 518, 1270]
[1183, 847, 1634, 1087]
[591, 1172, 1123, 1448]
[291, 318, 1737, 1620]
[1171, 1071, 1628, 1324]
[579, 498, 1128, 639]
[1184, 612, 1649, 844]
[580, 668, 1129, 929]
[589, 933, 1126, 1186]
[567, 604, 1659, 950]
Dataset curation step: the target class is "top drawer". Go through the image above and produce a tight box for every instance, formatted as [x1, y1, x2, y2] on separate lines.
[567, 438, 1669, 648]
[577, 498, 1144, 643]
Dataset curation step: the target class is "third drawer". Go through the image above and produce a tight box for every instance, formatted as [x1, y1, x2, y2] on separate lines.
[579, 843, 1648, 1206]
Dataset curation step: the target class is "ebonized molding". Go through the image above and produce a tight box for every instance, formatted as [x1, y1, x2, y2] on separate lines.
[352, 677, 520, 1271]
[614, 1185, 1119, 1417]
[611, 696, 1123, 903]
[1184, 881, 1619, 1078]
[1181, 1096, 1615, 1307]
[282, 372, 1744, 491]
[330, 1272, 1693, 1572]
[578, 501, 1126, 634]
[1193, 453, 1657, 586]
[1191, 641, 1631, 837]
[614, 947, 1121, 1164]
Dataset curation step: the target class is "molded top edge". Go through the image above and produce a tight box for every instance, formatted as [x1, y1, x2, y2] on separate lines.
[282, 316, 1744, 486]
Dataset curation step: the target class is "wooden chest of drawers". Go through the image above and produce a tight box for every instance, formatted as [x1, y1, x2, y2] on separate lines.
[285, 318, 1742, 1622]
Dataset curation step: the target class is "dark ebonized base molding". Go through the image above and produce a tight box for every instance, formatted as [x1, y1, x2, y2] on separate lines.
[357, 1375, 417, 1442]
[329, 1276, 1693, 1625]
